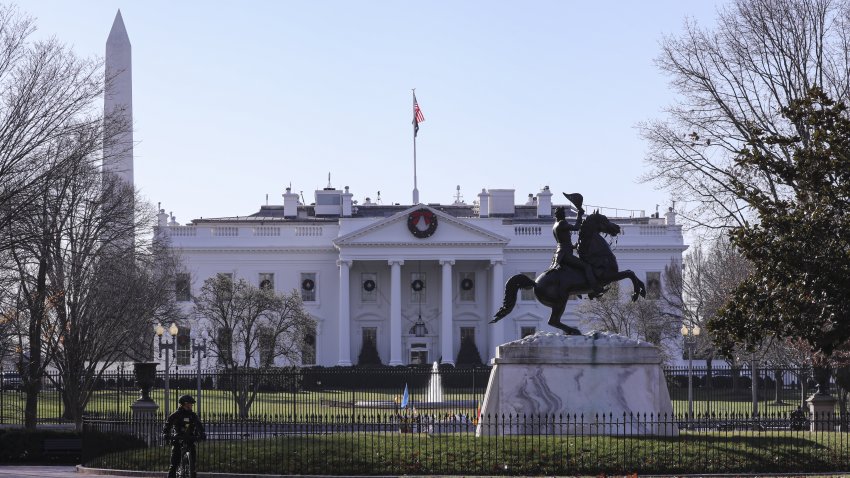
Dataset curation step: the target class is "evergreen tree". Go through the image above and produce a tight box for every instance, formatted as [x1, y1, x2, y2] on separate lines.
[455, 336, 483, 367]
[357, 338, 382, 366]
[712, 88, 850, 359]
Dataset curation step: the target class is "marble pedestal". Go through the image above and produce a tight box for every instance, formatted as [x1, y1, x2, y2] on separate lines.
[476, 331, 677, 436]
[806, 393, 837, 432]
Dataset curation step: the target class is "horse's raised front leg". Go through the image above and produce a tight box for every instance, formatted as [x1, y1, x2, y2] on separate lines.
[599, 270, 646, 301]
[621, 270, 646, 301]
[547, 300, 581, 335]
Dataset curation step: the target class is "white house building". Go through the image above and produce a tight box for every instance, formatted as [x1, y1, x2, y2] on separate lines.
[98, 12, 688, 372]
[160, 186, 687, 369]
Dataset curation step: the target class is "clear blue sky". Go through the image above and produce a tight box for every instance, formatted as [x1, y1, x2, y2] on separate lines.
[20, 1, 725, 222]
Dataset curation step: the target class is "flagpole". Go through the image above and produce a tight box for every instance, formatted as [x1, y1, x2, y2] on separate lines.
[412, 89, 419, 204]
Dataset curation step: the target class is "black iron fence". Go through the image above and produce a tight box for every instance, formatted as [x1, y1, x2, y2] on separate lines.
[82, 411, 850, 475]
[0, 365, 843, 424]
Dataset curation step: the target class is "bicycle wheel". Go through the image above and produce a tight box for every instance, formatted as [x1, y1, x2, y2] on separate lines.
[176, 448, 191, 478]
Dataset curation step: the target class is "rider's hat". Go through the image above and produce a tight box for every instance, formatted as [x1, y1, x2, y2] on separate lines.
[563, 193, 583, 210]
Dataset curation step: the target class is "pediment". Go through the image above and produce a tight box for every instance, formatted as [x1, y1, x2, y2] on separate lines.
[334, 205, 508, 247]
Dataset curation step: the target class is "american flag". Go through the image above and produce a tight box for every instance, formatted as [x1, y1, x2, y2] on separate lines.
[413, 94, 425, 137]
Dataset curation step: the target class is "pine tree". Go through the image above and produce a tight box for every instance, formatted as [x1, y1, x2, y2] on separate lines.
[455, 336, 483, 367]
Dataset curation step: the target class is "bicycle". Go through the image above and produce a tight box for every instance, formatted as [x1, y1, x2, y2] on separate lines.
[171, 435, 194, 478]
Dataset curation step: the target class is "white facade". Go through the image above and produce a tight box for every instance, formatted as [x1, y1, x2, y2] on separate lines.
[98, 13, 688, 371]
[162, 188, 687, 369]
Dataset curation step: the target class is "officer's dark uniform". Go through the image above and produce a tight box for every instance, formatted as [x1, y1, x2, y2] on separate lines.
[162, 397, 206, 478]
[550, 207, 603, 295]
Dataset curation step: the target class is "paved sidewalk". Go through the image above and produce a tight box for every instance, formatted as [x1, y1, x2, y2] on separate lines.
[0, 466, 161, 478]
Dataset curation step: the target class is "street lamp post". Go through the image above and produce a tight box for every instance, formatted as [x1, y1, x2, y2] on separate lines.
[191, 337, 207, 417]
[155, 322, 179, 410]
[680, 324, 701, 421]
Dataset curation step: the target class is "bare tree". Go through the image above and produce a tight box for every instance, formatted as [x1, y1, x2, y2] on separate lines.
[640, 0, 850, 232]
[4, 131, 180, 429]
[0, 5, 118, 429]
[663, 236, 752, 388]
[0, 5, 107, 253]
[194, 275, 315, 418]
[578, 280, 680, 362]
[41, 162, 180, 428]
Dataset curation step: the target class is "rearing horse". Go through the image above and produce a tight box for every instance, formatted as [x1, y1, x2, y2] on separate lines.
[490, 212, 646, 335]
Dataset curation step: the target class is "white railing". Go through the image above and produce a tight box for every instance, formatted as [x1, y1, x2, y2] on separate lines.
[212, 226, 239, 237]
[253, 226, 281, 237]
[639, 225, 667, 236]
[168, 226, 196, 237]
[514, 225, 543, 236]
[295, 226, 323, 237]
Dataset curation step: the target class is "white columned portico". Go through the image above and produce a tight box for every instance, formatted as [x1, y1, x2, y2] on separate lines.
[440, 259, 455, 366]
[389, 260, 404, 366]
[489, 259, 505, 363]
[337, 259, 352, 366]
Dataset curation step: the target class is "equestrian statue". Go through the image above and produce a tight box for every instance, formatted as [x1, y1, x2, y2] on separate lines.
[490, 192, 646, 335]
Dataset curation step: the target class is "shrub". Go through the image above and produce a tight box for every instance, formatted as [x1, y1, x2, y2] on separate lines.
[0, 429, 144, 464]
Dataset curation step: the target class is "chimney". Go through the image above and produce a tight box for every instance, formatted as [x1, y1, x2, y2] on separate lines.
[342, 186, 353, 217]
[157, 207, 169, 227]
[477, 189, 490, 218]
[283, 187, 299, 218]
[488, 189, 515, 216]
[537, 185, 553, 218]
[665, 206, 677, 226]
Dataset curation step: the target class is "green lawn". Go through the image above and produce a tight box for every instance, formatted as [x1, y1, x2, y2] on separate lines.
[1, 388, 485, 421]
[1, 386, 839, 423]
[87, 430, 850, 475]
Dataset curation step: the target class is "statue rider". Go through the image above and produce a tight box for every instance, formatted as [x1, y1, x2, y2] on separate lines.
[551, 193, 604, 298]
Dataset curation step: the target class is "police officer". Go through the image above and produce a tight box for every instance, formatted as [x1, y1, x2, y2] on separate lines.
[162, 394, 206, 478]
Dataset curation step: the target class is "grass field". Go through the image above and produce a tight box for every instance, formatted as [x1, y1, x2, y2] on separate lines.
[0, 385, 838, 423]
[87, 430, 850, 475]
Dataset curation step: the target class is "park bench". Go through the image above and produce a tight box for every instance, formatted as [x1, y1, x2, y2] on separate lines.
[43, 438, 82, 457]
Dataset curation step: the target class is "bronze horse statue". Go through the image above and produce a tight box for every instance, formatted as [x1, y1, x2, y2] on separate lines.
[490, 211, 646, 335]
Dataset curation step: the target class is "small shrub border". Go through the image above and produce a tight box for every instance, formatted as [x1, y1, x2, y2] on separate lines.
[0, 428, 145, 464]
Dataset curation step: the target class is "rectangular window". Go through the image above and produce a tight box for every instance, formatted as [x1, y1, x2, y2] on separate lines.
[361, 272, 377, 302]
[259, 273, 274, 291]
[520, 326, 536, 338]
[316, 194, 341, 205]
[409, 343, 428, 365]
[520, 272, 536, 301]
[301, 272, 316, 302]
[217, 327, 232, 364]
[646, 271, 661, 300]
[175, 273, 191, 302]
[259, 327, 275, 366]
[410, 272, 426, 304]
[459, 272, 475, 301]
[176, 326, 191, 366]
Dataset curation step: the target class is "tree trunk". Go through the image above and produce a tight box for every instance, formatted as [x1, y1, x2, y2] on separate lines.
[731, 366, 741, 393]
[705, 359, 713, 389]
[773, 369, 784, 405]
[23, 379, 41, 430]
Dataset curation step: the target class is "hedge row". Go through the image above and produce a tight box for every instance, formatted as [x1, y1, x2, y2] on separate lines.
[0, 428, 145, 464]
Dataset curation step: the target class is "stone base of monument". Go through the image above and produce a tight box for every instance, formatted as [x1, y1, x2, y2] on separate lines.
[476, 331, 677, 437]
[806, 392, 837, 432]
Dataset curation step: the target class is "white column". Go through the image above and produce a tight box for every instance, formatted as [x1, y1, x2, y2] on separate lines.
[488, 259, 505, 363]
[337, 260, 352, 366]
[440, 259, 455, 366]
[389, 260, 404, 366]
